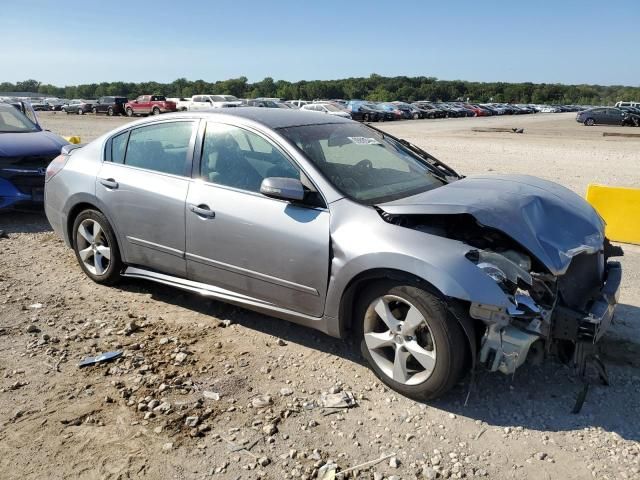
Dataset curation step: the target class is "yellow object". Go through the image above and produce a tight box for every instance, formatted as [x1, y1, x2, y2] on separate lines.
[64, 136, 81, 144]
[586, 184, 640, 245]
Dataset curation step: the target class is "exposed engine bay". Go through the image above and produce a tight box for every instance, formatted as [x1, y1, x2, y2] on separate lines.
[378, 211, 624, 377]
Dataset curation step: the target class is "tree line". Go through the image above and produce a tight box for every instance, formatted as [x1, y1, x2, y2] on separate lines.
[2, 75, 638, 105]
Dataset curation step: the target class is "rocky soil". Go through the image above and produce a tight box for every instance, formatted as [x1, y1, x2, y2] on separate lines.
[0, 113, 638, 479]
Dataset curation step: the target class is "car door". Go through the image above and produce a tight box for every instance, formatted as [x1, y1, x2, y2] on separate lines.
[606, 108, 624, 125]
[185, 121, 330, 317]
[96, 119, 198, 277]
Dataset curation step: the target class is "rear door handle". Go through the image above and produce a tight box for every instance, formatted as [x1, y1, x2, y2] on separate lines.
[189, 204, 216, 219]
[99, 178, 119, 189]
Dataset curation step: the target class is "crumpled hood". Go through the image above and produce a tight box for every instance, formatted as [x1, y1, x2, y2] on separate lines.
[0, 131, 68, 157]
[379, 174, 605, 275]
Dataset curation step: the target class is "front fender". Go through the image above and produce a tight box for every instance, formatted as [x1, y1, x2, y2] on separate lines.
[324, 199, 512, 322]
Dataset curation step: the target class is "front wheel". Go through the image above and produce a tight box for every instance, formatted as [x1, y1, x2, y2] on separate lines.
[92, 108, 97, 114]
[152, 107, 160, 115]
[72, 210, 122, 285]
[77, 109, 83, 115]
[356, 282, 467, 400]
[107, 107, 114, 116]
[584, 118, 595, 126]
[126, 108, 134, 117]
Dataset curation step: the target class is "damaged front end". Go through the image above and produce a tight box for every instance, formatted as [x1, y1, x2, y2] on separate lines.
[378, 210, 623, 378]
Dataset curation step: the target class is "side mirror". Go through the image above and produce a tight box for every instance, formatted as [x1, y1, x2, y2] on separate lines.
[260, 177, 304, 202]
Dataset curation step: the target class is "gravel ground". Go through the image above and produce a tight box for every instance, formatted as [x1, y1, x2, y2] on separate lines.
[0, 112, 638, 480]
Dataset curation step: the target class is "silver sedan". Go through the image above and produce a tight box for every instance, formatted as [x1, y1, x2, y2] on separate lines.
[44, 108, 622, 400]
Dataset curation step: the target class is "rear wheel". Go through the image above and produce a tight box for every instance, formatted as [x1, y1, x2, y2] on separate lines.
[72, 210, 122, 285]
[356, 281, 467, 400]
[77, 109, 83, 115]
[92, 107, 97, 114]
[107, 107, 114, 116]
[152, 107, 160, 115]
[584, 118, 595, 126]
[413, 113, 420, 120]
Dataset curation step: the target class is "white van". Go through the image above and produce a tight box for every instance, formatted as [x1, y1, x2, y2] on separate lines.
[615, 101, 640, 108]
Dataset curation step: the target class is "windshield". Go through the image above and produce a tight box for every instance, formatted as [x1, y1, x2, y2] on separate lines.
[279, 123, 444, 204]
[222, 95, 238, 101]
[0, 105, 40, 133]
[322, 104, 342, 112]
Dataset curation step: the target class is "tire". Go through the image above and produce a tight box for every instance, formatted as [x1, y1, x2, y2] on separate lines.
[363, 113, 369, 122]
[92, 108, 97, 115]
[584, 118, 595, 126]
[356, 281, 467, 401]
[126, 107, 134, 117]
[107, 107, 114, 116]
[72, 209, 122, 285]
[152, 107, 160, 115]
[413, 113, 420, 120]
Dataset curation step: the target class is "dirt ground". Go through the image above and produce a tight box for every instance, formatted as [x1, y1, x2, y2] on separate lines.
[1, 112, 639, 480]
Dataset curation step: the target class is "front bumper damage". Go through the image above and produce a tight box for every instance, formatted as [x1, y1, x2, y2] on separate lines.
[474, 259, 622, 376]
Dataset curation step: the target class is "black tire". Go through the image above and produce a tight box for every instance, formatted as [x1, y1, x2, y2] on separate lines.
[77, 109, 83, 115]
[92, 107, 98, 115]
[152, 107, 160, 115]
[107, 107, 114, 116]
[72, 209, 123, 285]
[126, 107, 134, 117]
[363, 113, 369, 122]
[355, 281, 468, 401]
[584, 118, 595, 126]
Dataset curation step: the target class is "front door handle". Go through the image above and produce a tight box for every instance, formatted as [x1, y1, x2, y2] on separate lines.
[99, 178, 119, 189]
[189, 204, 216, 219]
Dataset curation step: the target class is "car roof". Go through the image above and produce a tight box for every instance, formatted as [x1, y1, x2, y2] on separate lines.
[210, 107, 352, 128]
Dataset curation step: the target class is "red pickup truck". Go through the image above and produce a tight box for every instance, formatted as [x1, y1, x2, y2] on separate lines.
[124, 95, 177, 117]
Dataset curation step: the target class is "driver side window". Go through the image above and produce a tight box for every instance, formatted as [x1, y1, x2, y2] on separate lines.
[201, 123, 300, 193]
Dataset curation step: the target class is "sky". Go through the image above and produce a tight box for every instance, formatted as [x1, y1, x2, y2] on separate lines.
[2, 0, 639, 87]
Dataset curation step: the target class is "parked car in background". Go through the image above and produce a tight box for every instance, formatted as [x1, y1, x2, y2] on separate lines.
[92, 96, 128, 116]
[412, 103, 446, 119]
[30, 99, 49, 111]
[168, 98, 192, 111]
[576, 107, 627, 126]
[245, 99, 281, 108]
[63, 99, 94, 115]
[378, 103, 406, 120]
[124, 95, 177, 117]
[46, 99, 67, 111]
[188, 95, 242, 111]
[0, 102, 68, 210]
[285, 100, 310, 108]
[44, 108, 623, 402]
[346, 101, 380, 122]
[301, 102, 351, 118]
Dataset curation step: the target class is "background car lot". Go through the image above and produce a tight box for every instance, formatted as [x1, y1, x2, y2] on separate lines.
[1, 112, 639, 479]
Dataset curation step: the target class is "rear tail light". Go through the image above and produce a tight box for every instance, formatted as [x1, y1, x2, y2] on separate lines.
[45, 154, 69, 182]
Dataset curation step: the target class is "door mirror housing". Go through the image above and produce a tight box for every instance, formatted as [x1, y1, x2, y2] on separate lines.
[260, 177, 305, 202]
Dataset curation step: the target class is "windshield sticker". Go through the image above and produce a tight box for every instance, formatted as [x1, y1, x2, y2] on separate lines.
[347, 136, 381, 145]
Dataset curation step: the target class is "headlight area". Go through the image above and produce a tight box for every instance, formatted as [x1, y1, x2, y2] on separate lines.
[465, 249, 556, 375]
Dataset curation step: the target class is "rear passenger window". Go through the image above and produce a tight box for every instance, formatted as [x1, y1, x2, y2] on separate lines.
[111, 131, 128, 164]
[124, 122, 194, 176]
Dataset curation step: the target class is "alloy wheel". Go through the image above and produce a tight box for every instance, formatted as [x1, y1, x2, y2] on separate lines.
[363, 295, 436, 385]
[76, 219, 111, 276]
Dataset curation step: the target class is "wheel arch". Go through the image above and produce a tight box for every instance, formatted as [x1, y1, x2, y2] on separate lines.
[65, 197, 123, 257]
[336, 268, 478, 369]
[337, 268, 447, 337]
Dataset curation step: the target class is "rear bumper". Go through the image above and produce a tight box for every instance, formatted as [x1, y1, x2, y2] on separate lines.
[552, 261, 622, 343]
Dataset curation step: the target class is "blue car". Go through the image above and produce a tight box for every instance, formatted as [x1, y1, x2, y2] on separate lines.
[0, 102, 68, 210]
